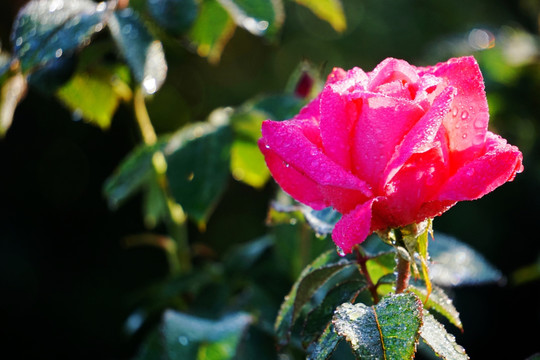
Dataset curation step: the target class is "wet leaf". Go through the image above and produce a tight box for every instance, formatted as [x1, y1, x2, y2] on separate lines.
[300, 206, 341, 237]
[274, 249, 353, 346]
[109, 8, 167, 95]
[410, 280, 462, 331]
[302, 280, 366, 346]
[146, 0, 199, 34]
[135, 309, 252, 360]
[165, 121, 232, 225]
[306, 324, 342, 360]
[429, 232, 503, 286]
[188, 0, 236, 63]
[420, 310, 469, 360]
[216, 0, 284, 38]
[11, 0, 108, 73]
[293, 0, 346, 33]
[0, 72, 27, 137]
[333, 293, 423, 359]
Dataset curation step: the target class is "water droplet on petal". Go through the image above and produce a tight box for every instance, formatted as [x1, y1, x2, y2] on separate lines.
[466, 168, 474, 177]
[461, 110, 469, 120]
[462, 133, 468, 139]
[336, 246, 346, 256]
[452, 107, 458, 117]
[265, 144, 270, 149]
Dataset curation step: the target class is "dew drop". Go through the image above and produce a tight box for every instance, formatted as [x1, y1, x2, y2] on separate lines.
[461, 133, 467, 139]
[451, 107, 458, 117]
[96, 1, 107, 12]
[283, 162, 290, 168]
[336, 246, 346, 256]
[265, 144, 270, 149]
[15, 37, 23, 47]
[122, 23, 132, 35]
[178, 336, 189, 346]
[55, 48, 63, 58]
[466, 168, 474, 177]
[461, 110, 469, 120]
[142, 76, 157, 95]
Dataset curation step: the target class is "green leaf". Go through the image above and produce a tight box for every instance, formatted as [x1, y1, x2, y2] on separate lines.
[306, 324, 342, 360]
[135, 309, 252, 360]
[108, 8, 167, 95]
[11, 0, 108, 73]
[420, 310, 469, 360]
[429, 232, 503, 286]
[253, 94, 306, 121]
[188, 0, 236, 63]
[0, 72, 27, 137]
[274, 249, 353, 346]
[56, 65, 128, 129]
[103, 141, 166, 210]
[302, 280, 366, 346]
[216, 0, 284, 38]
[230, 138, 269, 188]
[410, 281, 463, 331]
[301, 206, 341, 237]
[293, 0, 346, 33]
[333, 293, 423, 359]
[147, 0, 200, 35]
[165, 121, 233, 225]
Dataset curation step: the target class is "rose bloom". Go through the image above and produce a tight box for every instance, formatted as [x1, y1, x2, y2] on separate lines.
[259, 56, 523, 254]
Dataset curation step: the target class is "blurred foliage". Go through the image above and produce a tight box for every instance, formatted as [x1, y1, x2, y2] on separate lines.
[1, 0, 539, 359]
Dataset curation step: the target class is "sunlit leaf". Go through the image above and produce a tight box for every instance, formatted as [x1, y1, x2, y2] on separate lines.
[0, 72, 27, 137]
[410, 280, 462, 331]
[420, 310, 469, 360]
[165, 121, 233, 225]
[11, 0, 108, 73]
[274, 250, 353, 346]
[216, 0, 284, 38]
[108, 8, 167, 95]
[293, 0, 346, 33]
[56, 65, 130, 129]
[188, 0, 236, 63]
[333, 293, 423, 359]
[429, 233, 503, 286]
[146, 0, 200, 34]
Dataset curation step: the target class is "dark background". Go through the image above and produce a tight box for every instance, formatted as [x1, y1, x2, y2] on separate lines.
[1, 0, 539, 358]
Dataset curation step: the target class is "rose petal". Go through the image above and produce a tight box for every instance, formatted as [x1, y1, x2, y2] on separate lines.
[419, 56, 489, 160]
[435, 131, 523, 201]
[258, 140, 327, 210]
[260, 119, 373, 196]
[351, 94, 425, 191]
[332, 198, 378, 254]
[368, 58, 421, 100]
[384, 86, 456, 185]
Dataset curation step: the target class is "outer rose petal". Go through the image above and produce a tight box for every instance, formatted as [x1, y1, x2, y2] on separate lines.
[419, 57, 489, 161]
[332, 198, 378, 254]
[435, 131, 523, 201]
[261, 119, 372, 197]
[258, 140, 327, 210]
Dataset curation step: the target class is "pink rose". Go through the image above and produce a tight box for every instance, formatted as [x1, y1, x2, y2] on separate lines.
[259, 56, 523, 254]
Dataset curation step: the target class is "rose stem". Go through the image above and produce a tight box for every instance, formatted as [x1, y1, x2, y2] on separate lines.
[356, 247, 380, 304]
[395, 254, 411, 294]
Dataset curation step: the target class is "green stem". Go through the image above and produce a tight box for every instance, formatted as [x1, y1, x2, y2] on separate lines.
[134, 87, 192, 273]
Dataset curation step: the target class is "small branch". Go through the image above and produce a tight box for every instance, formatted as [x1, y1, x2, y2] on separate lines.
[395, 254, 411, 294]
[134, 87, 157, 145]
[356, 247, 380, 304]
